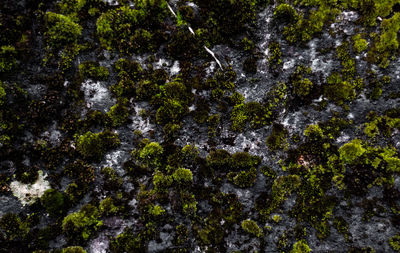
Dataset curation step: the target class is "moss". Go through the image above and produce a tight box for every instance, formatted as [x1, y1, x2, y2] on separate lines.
[40, 189, 67, 217]
[148, 204, 165, 216]
[64, 160, 95, 185]
[172, 168, 193, 185]
[339, 139, 366, 164]
[227, 167, 257, 188]
[0, 213, 29, 241]
[241, 219, 263, 238]
[242, 37, 255, 52]
[268, 41, 282, 70]
[44, 12, 82, 49]
[43, 12, 82, 69]
[266, 124, 288, 151]
[156, 99, 187, 125]
[78, 61, 109, 81]
[231, 103, 248, 132]
[96, 3, 167, 53]
[99, 197, 119, 216]
[274, 4, 298, 23]
[136, 79, 159, 100]
[352, 34, 368, 53]
[290, 240, 311, 253]
[153, 171, 173, 192]
[62, 204, 102, 243]
[0, 45, 17, 73]
[333, 216, 350, 241]
[101, 167, 123, 190]
[174, 225, 189, 245]
[324, 72, 356, 104]
[75, 130, 120, 161]
[390, 234, 400, 251]
[0, 81, 6, 106]
[136, 141, 164, 169]
[107, 101, 130, 127]
[61, 246, 87, 253]
[206, 149, 232, 172]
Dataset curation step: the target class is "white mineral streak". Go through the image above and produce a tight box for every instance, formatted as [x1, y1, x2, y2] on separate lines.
[10, 170, 51, 206]
[170, 61, 180, 75]
[81, 80, 115, 112]
[166, 2, 223, 69]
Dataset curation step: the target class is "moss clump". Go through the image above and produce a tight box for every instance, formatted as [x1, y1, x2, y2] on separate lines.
[78, 61, 109, 81]
[99, 197, 119, 216]
[61, 246, 87, 253]
[43, 12, 82, 69]
[107, 101, 130, 127]
[339, 139, 366, 164]
[241, 219, 263, 238]
[75, 130, 120, 161]
[266, 124, 288, 151]
[324, 72, 356, 104]
[40, 189, 67, 217]
[231, 103, 248, 132]
[0, 45, 17, 73]
[227, 167, 257, 188]
[274, 4, 298, 23]
[96, 2, 167, 53]
[172, 168, 193, 185]
[268, 41, 282, 70]
[352, 34, 368, 53]
[290, 240, 311, 253]
[62, 204, 102, 243]
[0, 213, 29, 241]
[390, 234, 400, 251]
[138, 141, 164, 169]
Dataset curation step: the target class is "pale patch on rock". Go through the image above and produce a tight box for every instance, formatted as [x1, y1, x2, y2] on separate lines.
[10, 170, 51, 206]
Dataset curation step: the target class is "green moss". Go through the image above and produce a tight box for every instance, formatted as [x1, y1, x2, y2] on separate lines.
[227, 167, 257, 188]
[390, 234, 400, 251]
[107, 101, 130, 127]
[0, 81, 5, 106]
[172, 168, 193, 185]
[339, 139, 366, 164]
[100, 197, 119, 216]
[136, 141, 164, 169]
[206, 149, 232, 172]
[174, 225, 189, 245]
[268, 41, 282, 69]
[352, 34, 368, 53]
[156, 99, 187, 125]
[101, 167, 123, 190]
[333, 216, 350, 241]
[0, 213, 29, 241]
[96, 2, 167, 53]
[62, 204, 102, 243]
[43, 12, 82, 69]
[304, 124, 324, 141]
[40, 189, 66, 216]
[241, 219, 263, 238]
[290, 240, 311, 253]
[0, 45, 17, 73]
[75, 130, 120, 161]
[44, 12, 82, 49]
[266, 124, 288, 151]
[61, 246, 87, 253]
[324, 73, 356, 104]
[148, 204, 165, 216]
[231, 103, 248, 132]
[79, 61, 109, 81]
[153, 171, 173, 192]
[274, 4, 298, 23]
